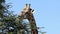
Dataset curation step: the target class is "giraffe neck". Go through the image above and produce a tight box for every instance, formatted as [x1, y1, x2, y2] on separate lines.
[26, 12, 38, 34]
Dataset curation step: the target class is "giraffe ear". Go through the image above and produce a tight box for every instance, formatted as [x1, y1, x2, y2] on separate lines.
[32, 11, 35, 14]
[31, 10, 35, 14]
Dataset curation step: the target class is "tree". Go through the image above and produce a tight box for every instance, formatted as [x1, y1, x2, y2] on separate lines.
[0, 0, 28, 34]
[0, 0, 17, 34]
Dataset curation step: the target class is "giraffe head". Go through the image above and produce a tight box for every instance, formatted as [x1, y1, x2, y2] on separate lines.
[19, 4, 34, 17]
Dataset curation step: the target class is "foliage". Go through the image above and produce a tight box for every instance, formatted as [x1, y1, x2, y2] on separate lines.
[0, 0, 29, 34]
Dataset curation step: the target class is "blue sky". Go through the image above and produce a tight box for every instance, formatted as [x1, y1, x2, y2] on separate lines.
[6, 0, 60, 34]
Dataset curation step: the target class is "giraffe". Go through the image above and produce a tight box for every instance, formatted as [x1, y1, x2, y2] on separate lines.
[18, 4, 38, 34]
